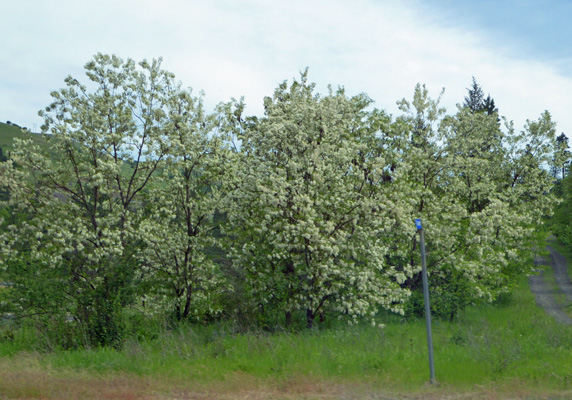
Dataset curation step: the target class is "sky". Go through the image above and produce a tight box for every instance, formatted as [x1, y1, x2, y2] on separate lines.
[1, 0, 571, 136]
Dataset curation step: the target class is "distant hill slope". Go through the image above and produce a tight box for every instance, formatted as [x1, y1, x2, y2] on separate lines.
[0, 122, 136, 177]
[0, 122, 50, 156]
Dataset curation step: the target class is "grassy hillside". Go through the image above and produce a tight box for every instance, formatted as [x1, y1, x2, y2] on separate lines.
[0, 122, 50, 155]
[0, 121, 145, 181]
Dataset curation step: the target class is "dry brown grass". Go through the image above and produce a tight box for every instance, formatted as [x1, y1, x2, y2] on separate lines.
[0, 354, 152, 400]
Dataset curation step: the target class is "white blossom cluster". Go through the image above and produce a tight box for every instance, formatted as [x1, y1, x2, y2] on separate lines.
[228, 74, 413, 327]
[388, 84, 557, 316]
[0, 54, 238, 328]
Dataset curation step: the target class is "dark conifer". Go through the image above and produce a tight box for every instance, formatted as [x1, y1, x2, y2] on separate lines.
[0, 146, 7, 162]
[463, 78, 499, 117]
[463, 77, 485, 113]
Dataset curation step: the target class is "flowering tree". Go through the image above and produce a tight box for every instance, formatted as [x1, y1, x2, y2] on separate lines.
[393, 84, 557, 319]
[0, 54, 176, 346]
[228, 72, 409, 328]
[137, 90, 239, 321]
[0, 55, 559, 340]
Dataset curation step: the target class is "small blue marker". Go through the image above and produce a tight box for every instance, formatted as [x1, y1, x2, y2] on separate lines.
[415, 218, 422, 230]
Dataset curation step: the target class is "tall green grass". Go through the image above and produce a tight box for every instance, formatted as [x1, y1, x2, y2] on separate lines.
[2, 275, 572, 392]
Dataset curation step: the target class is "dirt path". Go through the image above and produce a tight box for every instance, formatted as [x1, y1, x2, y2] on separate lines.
[529, 246, 572, 324]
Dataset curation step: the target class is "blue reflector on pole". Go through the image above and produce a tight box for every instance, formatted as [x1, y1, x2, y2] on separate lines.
[415, 218, 422, 230]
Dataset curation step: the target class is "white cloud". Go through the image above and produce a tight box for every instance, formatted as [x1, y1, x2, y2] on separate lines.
[1, 0, 571, 136]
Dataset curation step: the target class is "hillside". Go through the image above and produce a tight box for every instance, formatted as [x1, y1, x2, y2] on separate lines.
[0, 122, 50, 155]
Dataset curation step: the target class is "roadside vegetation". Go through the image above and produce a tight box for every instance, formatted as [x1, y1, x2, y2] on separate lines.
[0, 53, 570, 397]
[2, 275, 572, 398]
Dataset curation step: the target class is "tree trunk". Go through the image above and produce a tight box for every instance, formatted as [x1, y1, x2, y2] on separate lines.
[285, 311, 292, 327]
[182, 283, 193, 319]
[306, 308, 314, 329]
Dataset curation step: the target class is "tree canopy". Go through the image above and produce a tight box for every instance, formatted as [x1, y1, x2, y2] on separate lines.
[228, 72, 408, 328]
[0, 54, 559, 346]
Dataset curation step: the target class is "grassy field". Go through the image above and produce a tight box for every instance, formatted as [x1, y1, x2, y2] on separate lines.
[1, 274, 572, 399]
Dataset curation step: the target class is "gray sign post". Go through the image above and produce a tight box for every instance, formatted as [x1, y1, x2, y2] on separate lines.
[416, 218, 436, 384]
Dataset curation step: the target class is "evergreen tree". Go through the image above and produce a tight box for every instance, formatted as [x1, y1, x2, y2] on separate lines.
[483, 95, 498, 116]
[463, 77, 485, 113]
[552, 133, 571, 179]
[463, 77, 498, 117]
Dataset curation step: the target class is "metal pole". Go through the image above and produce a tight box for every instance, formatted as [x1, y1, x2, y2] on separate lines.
[416, 219, 436, 384]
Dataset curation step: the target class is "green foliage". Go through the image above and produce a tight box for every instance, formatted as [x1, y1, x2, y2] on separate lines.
[0, 54, 182, 347]
[463, 77, 485, 113]
[0, 54, 561, 347]
[551, 133, 571, 179]
[3, 277, 572, 393]
[228, 71, 408, 328]
[396, 85, 556, 320]
[550, 171, 572, 247]
[137, 90, 239, 322]
[462, 77, 498, 116]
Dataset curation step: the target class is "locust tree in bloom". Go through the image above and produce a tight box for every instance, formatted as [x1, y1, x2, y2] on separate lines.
[137, 90, 239, 321]
[442, 109, 556, 318]
[0, 54, 177, 346]
[228, 72, 409, 328]
[393, 84, 557, 319]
